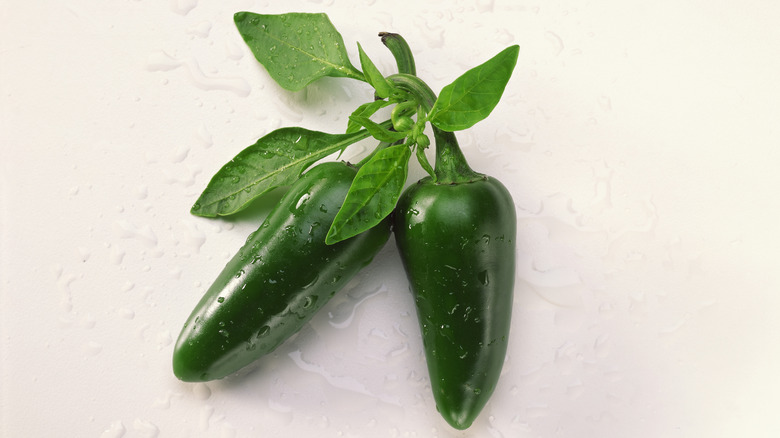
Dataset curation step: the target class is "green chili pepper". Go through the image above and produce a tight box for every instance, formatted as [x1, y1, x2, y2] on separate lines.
[175, 15, 520, 428]
[393, 129, 516, 430]
[173, 161, 391, 382]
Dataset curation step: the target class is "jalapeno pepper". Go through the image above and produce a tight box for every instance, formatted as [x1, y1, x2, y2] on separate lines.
[173, 161, 391, 382]
[393, 129, 516, 430]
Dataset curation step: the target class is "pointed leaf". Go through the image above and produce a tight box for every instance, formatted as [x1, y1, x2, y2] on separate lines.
[428, 45, 519, 131]
[415, 144, 435, 179]
[358, 43, 393, 98]
[349, 115, 407, 142]
[234, 12, 364, 90]
[326, 144, 411, 244]
[191, 127, 373, 217]
[347, 100, 392, 133]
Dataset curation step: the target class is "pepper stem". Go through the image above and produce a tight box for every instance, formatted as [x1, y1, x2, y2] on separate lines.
[431, 129, 482, 184]
[379, 32, 416, 77]
[386, 73, 481, 183]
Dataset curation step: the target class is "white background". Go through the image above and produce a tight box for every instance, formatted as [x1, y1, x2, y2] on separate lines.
[3, 0, 780, 437]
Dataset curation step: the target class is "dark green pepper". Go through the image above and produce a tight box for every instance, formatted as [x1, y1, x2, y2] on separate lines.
[393, 130, 516, 429]
[173, 161, 391, 382]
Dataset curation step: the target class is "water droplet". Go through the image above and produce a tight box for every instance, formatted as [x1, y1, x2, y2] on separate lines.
[118, 308, 135, 319]
[145, 49, 182, 72]
[217, 297, 225, 303]
[134, 185, 149, 200]
[72, 246, 90, 263]
[151, 391, 175, 410]
[476, 0, 495, 13]
[598, 95, 613, 111]
[82, 341, 103, 356]
[258, 326, 270, 337]
[100, 420, 126, 438]
[186, 20, 212, 38]
[114, 220, 158, 248]
[544, 30, 564, 56]
[170, 146, 190, 164]
[170, 0, 198, 16]
[184, 58, 251, 97]
[193, 382, 211, 400]
[156, 330, 172, 349]
[302, 273, 320, 290]
[132, 418, 159, 437]
[295, 193, 311, 210]
[478, 270, 490, 286]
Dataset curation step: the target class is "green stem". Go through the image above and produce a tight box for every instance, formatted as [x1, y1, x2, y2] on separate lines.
[387, 74, 481, 183]
[355, 34, 414, 171]
[387, 73, 436, 110]
[430, 129, 482, 184]
[379, 33, 416, 76]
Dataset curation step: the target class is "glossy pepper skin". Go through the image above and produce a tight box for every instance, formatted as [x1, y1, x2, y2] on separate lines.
[393, 167, 516, 429]
[173, 161, 391, 382]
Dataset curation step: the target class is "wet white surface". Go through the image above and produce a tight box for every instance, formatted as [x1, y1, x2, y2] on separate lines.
[3, 1, 780, 437]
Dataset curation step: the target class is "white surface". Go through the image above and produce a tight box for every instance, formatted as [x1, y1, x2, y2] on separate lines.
[3, 1, 780, 437]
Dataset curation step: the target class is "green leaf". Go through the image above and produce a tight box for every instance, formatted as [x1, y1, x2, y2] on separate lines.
[428, 45, 519, 131]
[346, 100, 392, 133]
[349, 115, 408, 142]
[191, 127, 373, 217]
[234, 12, 364, 91]
[357, 43, 393, 98]
[326, 144, 412, 244]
